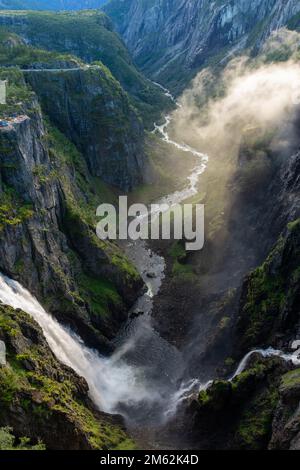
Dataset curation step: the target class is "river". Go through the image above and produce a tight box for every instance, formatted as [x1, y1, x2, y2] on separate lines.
[0, 85, 299, 448]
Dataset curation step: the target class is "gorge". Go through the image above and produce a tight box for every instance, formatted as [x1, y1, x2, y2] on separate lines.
[0, 0, 300, 452]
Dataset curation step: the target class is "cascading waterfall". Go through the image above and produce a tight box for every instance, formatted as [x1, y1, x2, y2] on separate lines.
[230, 347, 300, 380]
[0, 82, 211, 429]
[164, 347, 300, 417]
[0, 273, 162, 416]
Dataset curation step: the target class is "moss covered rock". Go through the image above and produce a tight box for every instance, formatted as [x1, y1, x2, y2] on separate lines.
[235, 220, 300, 353]
[187, 355, 291, 450]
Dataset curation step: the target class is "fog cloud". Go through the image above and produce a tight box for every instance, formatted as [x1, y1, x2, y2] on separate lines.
[172, 57, 300, 160]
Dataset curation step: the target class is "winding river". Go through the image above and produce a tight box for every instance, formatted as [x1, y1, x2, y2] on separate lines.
[0, 83, 299, 447]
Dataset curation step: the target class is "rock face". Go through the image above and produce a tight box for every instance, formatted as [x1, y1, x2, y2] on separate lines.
[232, 139, 300, 354]
[235, 220, 300, 355]
[0, 66, 143, 354]
[0, 303, 135, 450]
[0, 10, 169, 125]
[0, 340, 5, 366]
[185, 355, 300, 450]
[270, 368, 300, 450]
[26, 66, 145, 191]
[0, 23, 142, 451]
[105, 0, 300, 91]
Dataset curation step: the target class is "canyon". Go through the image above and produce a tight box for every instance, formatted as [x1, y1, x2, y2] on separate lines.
[0, 1, 300, 451]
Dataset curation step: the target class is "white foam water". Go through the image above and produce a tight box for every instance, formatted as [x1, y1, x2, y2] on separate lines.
[230, 347, 300, 381]
[0, 272, 161, 415]
[166, 347, 300, 413]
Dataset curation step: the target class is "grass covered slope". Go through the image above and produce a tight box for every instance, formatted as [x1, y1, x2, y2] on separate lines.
[0, 303, 135, 450]
[0, 30, 146, 191]
[0, 29, 83, 68]
[0, 9, 170, 125]
[236, 219, 300, 354]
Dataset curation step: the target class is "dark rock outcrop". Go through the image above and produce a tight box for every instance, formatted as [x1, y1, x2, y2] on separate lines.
[184, 355, 300, 450]
[235, 220, 300, 355]
[270, 368, 300, 450]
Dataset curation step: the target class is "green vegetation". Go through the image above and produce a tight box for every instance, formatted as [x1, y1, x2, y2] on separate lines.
[0, 28, 82, 68]
[238, 218, 300, 350]
[0, 427, 45, 450]
[0, 10, 169, 125]
[197, 358, 281, 449]
[0, 21, 142, 340]
[198, 380, 231, 410]
[231, 361, 279, 450]
[168, 240, 196, 279]
[169, 241, 186, 262]
[0, 186, 33, 231]
[241, 255, 285, 346]
[79, 274, 122, 318]
[0, 67, 33, 115]
[130, 133, 196, 205]
[235, 388, 278, 450]
[280, 369, 300, 391]
[45, 121, 140, 307]
[287, 218, 300, 232]
[32, 164, 56, 185]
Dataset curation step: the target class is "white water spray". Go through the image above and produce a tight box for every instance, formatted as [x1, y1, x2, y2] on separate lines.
[230, 347, 300, 381]
[0, 273, 160, 415]
[166, 347, 300, 413]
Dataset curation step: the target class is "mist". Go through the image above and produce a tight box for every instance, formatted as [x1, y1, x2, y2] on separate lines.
[172, 59, 300, 161]
[167, 30, 300, 380]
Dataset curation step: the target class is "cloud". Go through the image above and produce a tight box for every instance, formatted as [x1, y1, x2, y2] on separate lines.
[172, 57, 300, 160]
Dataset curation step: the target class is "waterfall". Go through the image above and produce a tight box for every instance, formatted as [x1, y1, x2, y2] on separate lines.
[230, 347, 300, 380]
[0, 272, 160, 415]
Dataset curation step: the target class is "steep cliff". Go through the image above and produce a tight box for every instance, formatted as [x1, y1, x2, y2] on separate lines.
[174, 82, 300, 450]
[25, 65, 145, 191]
[186, 355, 300, 450]
[0, 0, 106, 10]
[104, 0, 300, 91]
[186, 220, 300, 450]
[0, 53, 143, 353]
[0, 9, 170, 124]
[235, 219, 300, 355]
